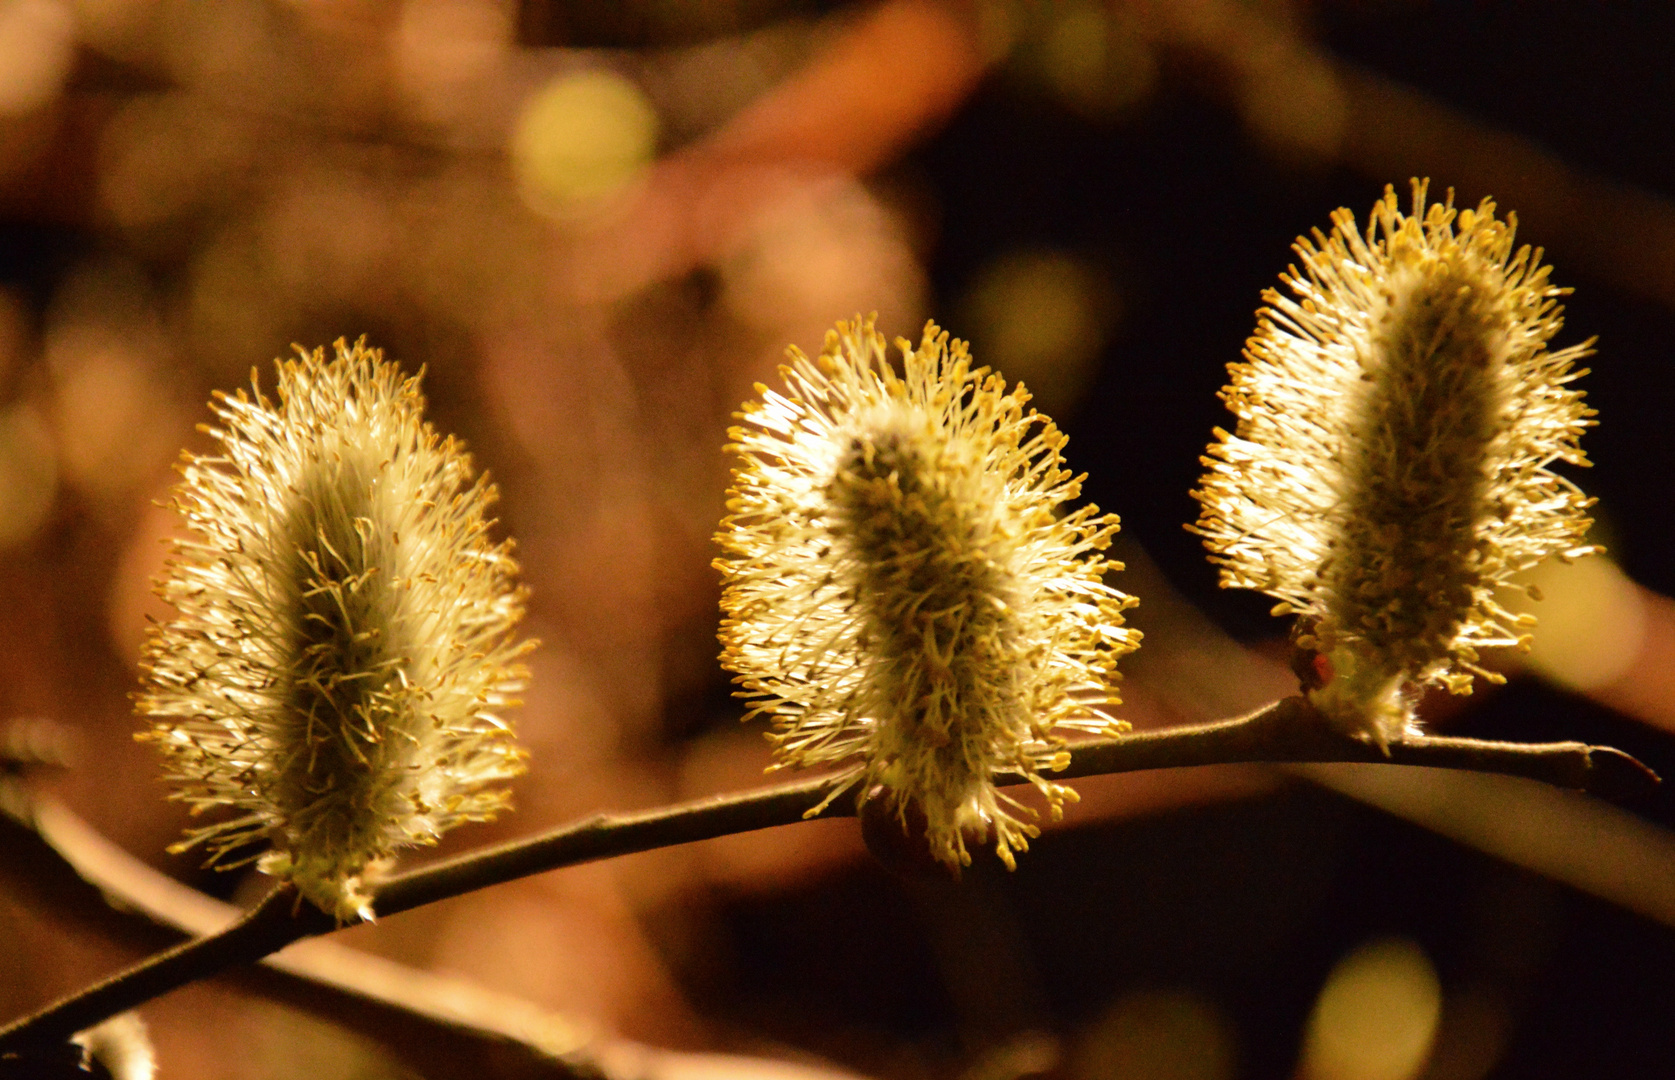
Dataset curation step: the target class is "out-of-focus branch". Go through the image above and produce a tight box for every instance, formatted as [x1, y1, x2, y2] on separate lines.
[1295, 760, 1675, 928]
[560, 0, 988, 301]
[689, 0, 984, 176]
[1134, 0, 1675, 309]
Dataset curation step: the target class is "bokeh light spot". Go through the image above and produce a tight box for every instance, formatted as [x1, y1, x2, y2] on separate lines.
[1071, 988, 1236, 1080]
[512, 70, 659, 220]
[958, 248, 1114, 416]
[1301, 937, 1442, 1080]
[1007, 0, 1156, 119]
[46, 323, 177, 510]
[0, 404, 58, 547]
[1504, 552, 1645, 692]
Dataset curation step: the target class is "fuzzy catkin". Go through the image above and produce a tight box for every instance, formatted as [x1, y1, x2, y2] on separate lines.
[716, 317, 1139, 869]
[137, 340, 531, 920]
[1192, 182, 1596, 744]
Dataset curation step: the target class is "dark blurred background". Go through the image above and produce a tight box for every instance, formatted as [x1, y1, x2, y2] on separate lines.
[4, 1, 1675, 1078]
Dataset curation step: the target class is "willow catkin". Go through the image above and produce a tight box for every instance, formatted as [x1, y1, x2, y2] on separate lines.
[137, 339, 531, 920]
[1192, 182, 1596, 745]
[715, 317, 1139, 869]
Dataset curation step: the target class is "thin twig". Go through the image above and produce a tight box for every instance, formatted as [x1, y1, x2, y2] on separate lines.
[375, 773, 845, 916]
[0, 696, 1656, 1056]
[1054, 696, 1661, 797]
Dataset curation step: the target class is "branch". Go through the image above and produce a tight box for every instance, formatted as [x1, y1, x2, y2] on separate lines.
[375, 773, 844, 916]
[1, 785, 602, 1078]
[1053, 696, 1661, 798]
[3, 777, 870, 1079]
[379, 696, 1655, 914]
[0, 882, 329, 1062]
[1, 697, 1656, 1057]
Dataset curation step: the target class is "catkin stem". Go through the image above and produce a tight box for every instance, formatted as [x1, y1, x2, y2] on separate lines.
[0, 696, 1656, 1056]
